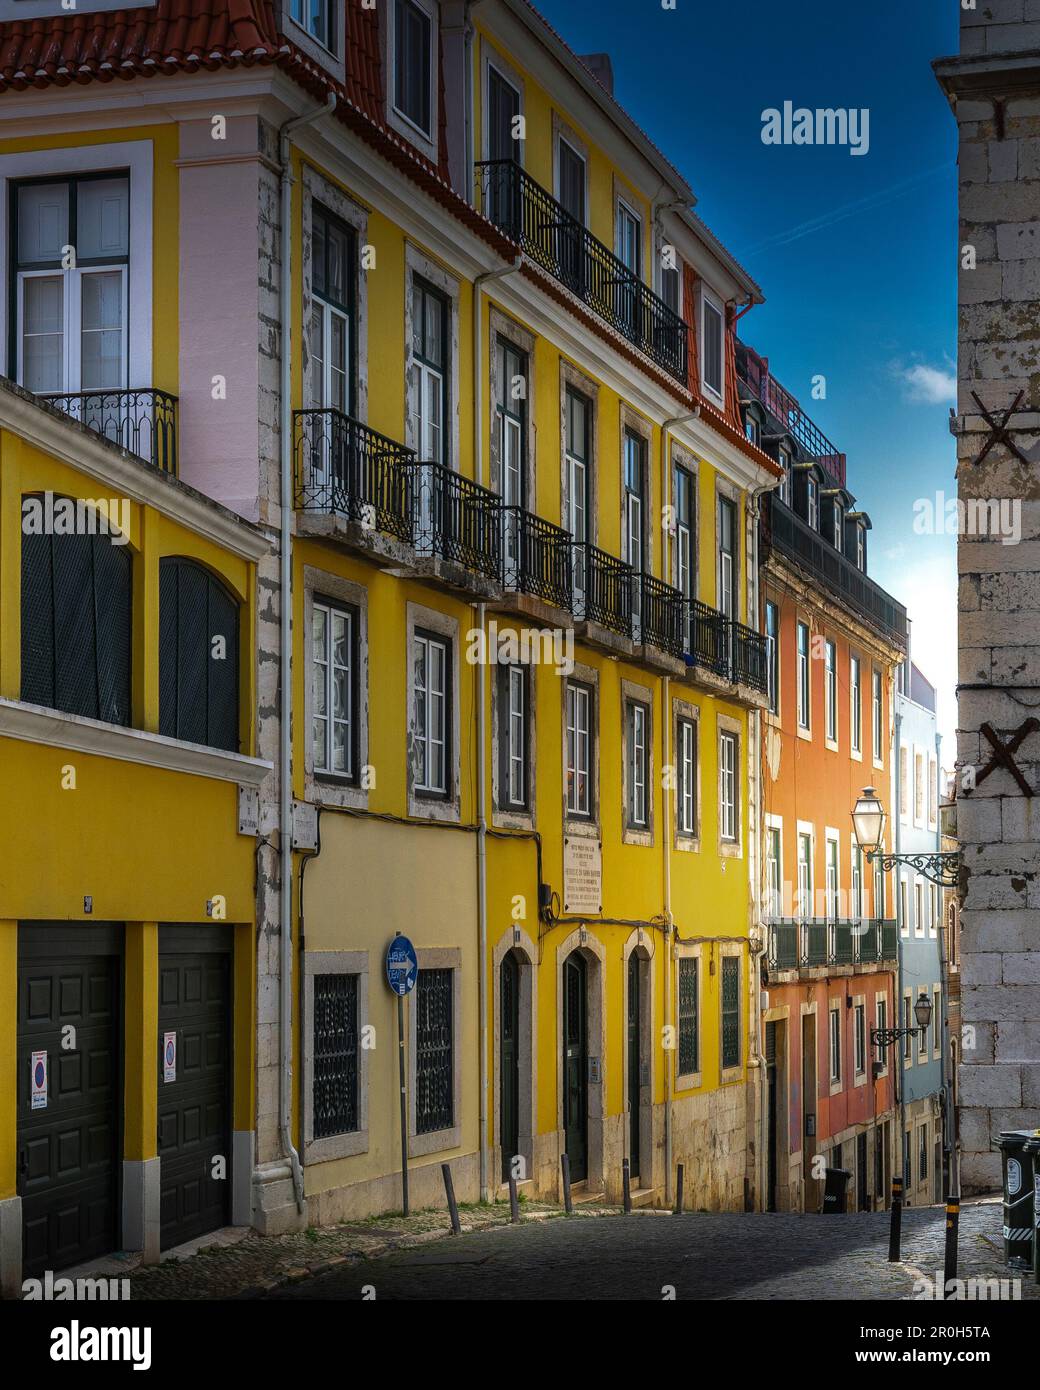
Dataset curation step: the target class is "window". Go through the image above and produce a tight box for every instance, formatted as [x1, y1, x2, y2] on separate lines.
[701, 291, 724, 398]
[874, 863, 884, 918]
[900, 746, 909, 817]
[14, 175, 129, 398]
[565, 680, 592, 817]
[498, 664, 529, 811]
[415, 967, 453, 1134]
[745, 413, 759, 446]
[830, 1005, 842, 1083]
[718, 495, 737, 620]
[872, 669, 883, 761]
[291, 0, 336, 53]
[661, 264, 680, 314]
[875, 997, 888, 1065]
[797, 621, 810, 730]
[797, 832, 813, 917]
[564, 387, 591, 599]
[678, 957, 699, 1075]
[807, 476, 819, 531]
[719, 729, 738, 843]
[899, 876, 909, 938]
[914, 879, 925, 938]
[919, 1126, 928, 1182]
[312, 974, 359, 1138]
[825, 639, 837, 743]
[677, 714, 697, 837]
[852, 846, 864, 919]
[933, 986, 942, 1057]
[674, 465, 694, 601]
[413, 629, 450, 796]
[310, 204, 354, 416]
[766, 826, 782, 918]
[903, 994, 913, 1061]
[833, 500, 844, 551]
[21, 511, 131, 725]
[855, 525, 866, 571]
[930, 884, 940, 939]
[410, 278, 448, 462]
[854, 1003, 866, 1076]
[778, 449, 791, 506]
[915, 752, 924, 824]
[765, 600, 779, 714]
[626, 700, 649, 829]
[487, 65, 521, 164]
[826, 836, 839, 919]
[850, 654, 862, 753]
[159, 557, 240, 754]
[928, 759, 938, 825]
[497, 340, 527, 583]
[393, 0, 433, 136]
[624, 431, 646, 580]
[557, 137, 586, 224]
[721, 956, 740, 1069]
[615, 199, 642, 276]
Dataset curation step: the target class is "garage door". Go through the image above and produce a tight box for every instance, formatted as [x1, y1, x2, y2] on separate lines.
[158, 926, 232, 1249]
[17, 925, 121, 1278]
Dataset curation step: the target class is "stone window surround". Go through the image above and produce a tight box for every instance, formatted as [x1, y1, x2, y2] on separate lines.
[824, 826, 841, 918]
[303, 566, 369, 811]
[408, 946, 463, 1158]
[874, 992, 889, 1078]
[716, 712, 743, 859]
[622, 930, 654, 1181]
[302, 949, 369, 1163]
[562, 659, 600, 832]
[718, 941, 744, 1085]
[481, 38, 527, 166]
[852, 991, 868, 1089]
[554, 927, 607, 1189]
[849, 644, 863, 761]
[491, 925, 538, 1186]
[824, 635, 839, 753]
[871, 664, 884, 772]
[488, 307, 537, 508]
[404, 243, 461, 469]
[619, 403, 654, 579]
[902, 987, 914, 1071]
[796, 610, 813, 743]
[672, 696, 701, 852]
[406, 601, 461, 822]
[932, 985, 942, 1061]
[669, 440, 698, 600]
[828, 997, 843, 1096]
[764, 812, 784, 916]
[673, 940, 703, 1092]
[302, 165, 369, 424]
[379, 0, 440, 166]
[491, 645, 537, 831]
[621, 677, 654, 846]
[551, 112, 590, 219]
[714, 476, 741, 619]
[559, 358, 599, 544]
[763, 592, 781, 730]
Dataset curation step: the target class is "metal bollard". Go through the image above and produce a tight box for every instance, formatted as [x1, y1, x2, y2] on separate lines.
[674, 1163, 685, 1215]
[561, 1152, 573, 1214]
[943, 1194, 960, 1299]
[441, 1162, 461, 1235]
[622, 1157, 632, 1214]
[888, 1175, 903, 1262]
[508, 1171, 520, 1224]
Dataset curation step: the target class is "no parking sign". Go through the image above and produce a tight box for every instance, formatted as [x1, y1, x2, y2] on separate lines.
[163, 1031, 177, 1083]
[31, 1051, 47, 1110]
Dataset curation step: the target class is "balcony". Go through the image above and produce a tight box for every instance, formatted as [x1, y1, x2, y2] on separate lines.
[41, 388, 178, 474]
[738, 348, 845, 488]
[732, 621, 769, 694]
[475, 160, 687, 384]
[767, 919, 899, 973]
[409, 460, 503, 581]
[294, 408, 414, 541]
[571, 541, 632, 637]
[766, 496, 908, 648]
[637, 574, 685, 657]
[686, 599, 731, 679]
[501, 507, 573, 612]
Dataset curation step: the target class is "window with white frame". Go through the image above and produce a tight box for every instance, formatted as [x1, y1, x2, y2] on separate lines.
[745, 412, 760, 446]
[778, 448, 791, 506]
[797, 621, 810, 731]
[915, 751, 924, 824]
[674, 464, 694, 602]
[903, 994, 913, 1062]
[312, 597, 356, 779]
[677, 714, 697, 837]
[826, 835, 839, 918]
[498, 663, 529, 812]
[900, 745, 909, 817]
[626, 699, 649, 830]
[933, 986, 942, 1056]
[765, 600, 779, 715]
[852, 846, 864, 919]
[928, 758, 938, 825]
[914, 879, 925, 937]
[825, 639, 837, 743]
[718, 495, 737, 620]
[413, 629, 450, 796]
[564, 387, 591, 601]
[766, 825, 781, 918]
[719, 729, 738, 843]
[565, 680, 593, 818]
[309, 203, 353, 417]
[797, 832, 813, 918]
[701, 290, 724, 398]
[291, 0, 336, 53]
[875, 996, 888, 1066]
[872, 668, 883, 761]
[874, 863, 884, 918]
[14, 174, 130, 397]
[392, 0, 434, 137]
[410, 278, 448, 463]
[854, 1002, 866, 1076]
[855, 524, 866, 571]
[850, 654, 862, 753]
[833, 499, 844, 551]
[496, 339, 527, 584]
[899, 875, 909, 938]
[930, 884, 939, 938]
[807, 476, 819, 531]
[830, 1004, 842, 1083]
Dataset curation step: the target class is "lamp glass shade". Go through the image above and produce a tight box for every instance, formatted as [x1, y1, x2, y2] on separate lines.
[852, 788, 886, 853]
[914, 994, 933, 1030]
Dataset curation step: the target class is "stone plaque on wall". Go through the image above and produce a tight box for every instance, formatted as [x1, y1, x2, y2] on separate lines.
[563, 835, 602, 915]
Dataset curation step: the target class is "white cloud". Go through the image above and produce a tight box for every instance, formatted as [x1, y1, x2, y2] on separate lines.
[898, 360, 957, 405]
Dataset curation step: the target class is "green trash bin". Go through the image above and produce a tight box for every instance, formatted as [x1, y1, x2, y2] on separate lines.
[997, 1130, 1037, 1269]
[1023, 1133, 1040, 1284]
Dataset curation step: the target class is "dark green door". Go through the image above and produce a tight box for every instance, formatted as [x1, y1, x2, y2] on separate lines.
[563, 952, 587, 1183]
[765, 1021, 778, 1212]
[500, 953, 520, 1183]
[627, 954, 640, 1181]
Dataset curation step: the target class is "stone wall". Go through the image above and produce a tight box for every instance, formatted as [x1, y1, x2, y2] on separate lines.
[937, 13, 1040, 1193]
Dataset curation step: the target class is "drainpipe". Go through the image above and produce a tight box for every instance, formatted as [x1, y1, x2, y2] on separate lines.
[894, 704, 905, 1196]
[473, 257, 521, 1202]
[277, 92, 336, 1216]
[934, 728, 951, 1196]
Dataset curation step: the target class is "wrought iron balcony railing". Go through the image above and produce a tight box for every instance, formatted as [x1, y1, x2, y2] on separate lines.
[685, 599, 732, 679]
[41, 388, 178, 474]
[732, 620, 770, 693]
[571, 541, 632, 636]
[767, 919, 899, 970]
[475, 160, 687, 383]
[738, 348, 846, 488]
[638, 573, 685, 657]
[294, 408, 414, 541]
[408, 460, 503, 580]
[766, 496, 907, 648]
[501, 506, 573, 610]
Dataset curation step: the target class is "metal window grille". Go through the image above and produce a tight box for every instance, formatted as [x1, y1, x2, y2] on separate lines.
[721, 956, 740, 1069]
[678, 957, 698, 1075]
[416, 968, 453, 1134]
[312, 973, 359, 1139]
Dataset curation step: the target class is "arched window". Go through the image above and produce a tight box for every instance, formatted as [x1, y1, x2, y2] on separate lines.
[159, 557, 239, 752]
[21, 499, 132, 724]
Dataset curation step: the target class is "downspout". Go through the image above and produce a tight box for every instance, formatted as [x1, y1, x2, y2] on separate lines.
[277, 92, 336, 1215]
[894, 704, 905, 1195]
[473, 256, 521, 1202]
[659, 408, 698, 1206]
[934, 729, 951, 1196]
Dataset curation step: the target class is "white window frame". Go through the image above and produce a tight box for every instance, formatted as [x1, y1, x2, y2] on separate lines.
[765, 599, 780, 717]
[825, 832, 840, 919]
[899, 874, 909, 939]
[797, 826, 814, 919]
[565, 680, 592, 819]
[719, 727, 739, 846]
[825, 638, 838, 746]
[797, 621, 811, 732]
[290, 0, 337, 56]
[850, 653, 862, 755]
[506, 665, 527, 810]
[700, 287, 725, 402]
[765, 817, 783, 919]
[854, 1000, 866, 1078]
[829, 1003, 842, 1085]
[312, 597, 354, 780]
[875, 996, 889, 1072]
[932, 986, 942, 1059]
[17, 261, 129, 398]
[872, 667, 884, 768]
[388, 0, 438, 149]
[414, 630, 449, 796]
[627, 698, 649, 831]
[851, 845, 864, 921]
[778, 448, 791, 506]
[615, 194, 643, 277]
[807, 476, 819, 531]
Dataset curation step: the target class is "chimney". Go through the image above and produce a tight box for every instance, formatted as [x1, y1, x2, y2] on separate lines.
[579, 53, 614, 96]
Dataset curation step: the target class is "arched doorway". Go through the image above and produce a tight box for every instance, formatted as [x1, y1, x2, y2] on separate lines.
[562, 951, 588, 1183]
[500, 951, 521, 1183]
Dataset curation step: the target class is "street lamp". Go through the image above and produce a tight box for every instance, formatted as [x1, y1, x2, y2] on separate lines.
[871, 991, 933, 1051]
[851, 787, 960, 887]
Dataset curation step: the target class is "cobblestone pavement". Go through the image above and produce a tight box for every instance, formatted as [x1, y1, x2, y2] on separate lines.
[124, 1194, 1037, 1301]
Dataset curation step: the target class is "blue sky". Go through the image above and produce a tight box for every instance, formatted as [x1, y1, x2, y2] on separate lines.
[537, 0, 961, 756]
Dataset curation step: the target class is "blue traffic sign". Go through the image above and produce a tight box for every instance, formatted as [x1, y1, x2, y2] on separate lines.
[386, 935, 418, 996]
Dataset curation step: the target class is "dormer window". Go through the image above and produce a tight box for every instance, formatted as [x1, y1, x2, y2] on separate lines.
[778, 448, 791, 506]
[745, 413, 759, 447]
[855, 525, 866, 571]
[291, 0, 336, 55]
[807, 476, 819, 531]
[833, 501, 844, 552]
[392, 0, 435, 139]
[701, 290, 724, 400]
